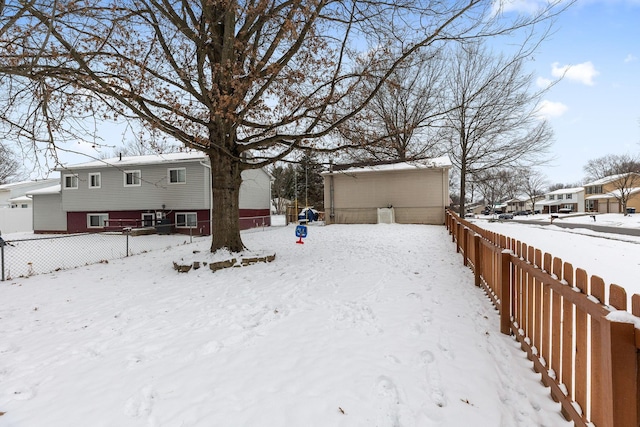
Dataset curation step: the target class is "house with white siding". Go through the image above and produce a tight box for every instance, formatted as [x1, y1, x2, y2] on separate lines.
[30, 152, 271, 234]
[0, 179, 58, 209]
[322, 157, 451, 225]
[535, 187, 585, 214]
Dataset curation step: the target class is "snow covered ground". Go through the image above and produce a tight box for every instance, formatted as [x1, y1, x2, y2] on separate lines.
[469, 213, 640, 299]
[0, 223, 571, 427]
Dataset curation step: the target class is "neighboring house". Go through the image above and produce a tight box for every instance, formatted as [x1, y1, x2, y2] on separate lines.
[0, 179, 58, 233]
[30, 152, 271, 234]
[505, 195, 545, 213]
[583, 173, 640, 214]
[0, 179, 58, 209]
[535, 187, 585, 214]
[322, 157, 451, 225]
[505, 197, 526, 213]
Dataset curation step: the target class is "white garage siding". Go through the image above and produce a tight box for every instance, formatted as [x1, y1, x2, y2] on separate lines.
[324, 161, 450, 225]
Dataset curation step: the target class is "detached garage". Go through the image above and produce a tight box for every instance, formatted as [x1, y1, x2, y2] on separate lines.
[322, 157, 451, 225]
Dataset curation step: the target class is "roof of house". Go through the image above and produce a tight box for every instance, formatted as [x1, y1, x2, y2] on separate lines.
[26, 184, 61, 195]
[0, 178, 58, 192]
[322, 156, 452, 175]
[583, 172, 640, 187]
[585, 187, 640, 200]
[8, 195, 31, 203]
[546, 187, 584, 195]
[56, 152, 207, 171]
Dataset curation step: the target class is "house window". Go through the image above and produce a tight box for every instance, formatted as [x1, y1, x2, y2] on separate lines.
[21, 204, 28, 208]
[168, 168, 186, 184]
[566, 193, 572, 199]
[124, 170, 141, 187]
[549, 195, 555, 200]
[142, 213, 155, 227]
[87, 213, 109, 228]
[557, 194, 563, 200]
[89, 173, 101, 189]
[64, 174, 79, 189]
[175, 212, 197, 228]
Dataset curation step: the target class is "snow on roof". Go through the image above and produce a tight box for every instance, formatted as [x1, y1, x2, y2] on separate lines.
[8, 195, 31, 203]
[583, 172, 640, 187]
[323, 156, 452, 175]
[0, 178, 58, 191]
[56, 151, 208, 171]
[546, 187, 584, 195]
[26, 184, 61, 195]
[585, 187, 640, 200]
[535, 199, 563, 206]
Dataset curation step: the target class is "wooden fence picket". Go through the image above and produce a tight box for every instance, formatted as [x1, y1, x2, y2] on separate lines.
[446, 211, 640, 427]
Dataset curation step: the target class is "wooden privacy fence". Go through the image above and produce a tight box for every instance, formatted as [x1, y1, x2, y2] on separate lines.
[446, 211, 640, 427]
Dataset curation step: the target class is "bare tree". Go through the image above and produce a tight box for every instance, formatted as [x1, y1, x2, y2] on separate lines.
[0, 144, 22, 184]
[441, 41, 554, 216]
[584, 153, 640, 214]
[520, 168, 548, 213]
[0, 0, 571, 251]
[583, 153, 640, 181]
[105, 139, 180, 158]
[340, 50, 445, 162]
[472, 168, 513, 214]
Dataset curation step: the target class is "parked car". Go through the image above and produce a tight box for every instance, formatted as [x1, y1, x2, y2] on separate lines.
[498, 213, 514, 220]
[514, 210, 529, 216]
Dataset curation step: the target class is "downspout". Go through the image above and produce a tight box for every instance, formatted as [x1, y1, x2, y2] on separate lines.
[442, 167, 448, 223]
[200, 160, 212, 235]
[329, 160, 335, 223]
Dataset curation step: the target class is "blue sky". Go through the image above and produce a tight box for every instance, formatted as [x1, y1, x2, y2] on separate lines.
[513, 0, 640, 184]
[30, 0, 640, 188]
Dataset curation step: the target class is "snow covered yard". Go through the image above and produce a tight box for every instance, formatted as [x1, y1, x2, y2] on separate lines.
[0, 224, 569, 427]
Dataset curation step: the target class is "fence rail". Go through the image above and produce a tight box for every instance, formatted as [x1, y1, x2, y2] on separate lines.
[447, 211, 639, 427]
[0, 216, 278, 281]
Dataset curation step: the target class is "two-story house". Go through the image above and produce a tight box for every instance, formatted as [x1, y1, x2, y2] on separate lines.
[30, 152, 271, 234]
[583, 173, 640, 213]
[535, 187, 585, 214]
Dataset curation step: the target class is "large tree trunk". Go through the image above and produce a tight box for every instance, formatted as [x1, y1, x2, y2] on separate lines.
[209, 148, 245, 253]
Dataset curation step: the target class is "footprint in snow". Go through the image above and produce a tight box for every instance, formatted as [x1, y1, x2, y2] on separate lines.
[10, 385, 36, 401]
[124, 385, 156, 418]
[419, 350, 447, 408]
[372, 376, 402, 426]
[200, 340, 223, 355]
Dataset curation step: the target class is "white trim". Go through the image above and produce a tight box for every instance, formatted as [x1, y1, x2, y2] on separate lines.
[141, 212, 155, 227]
[87, 213, 109, 228]
[63, 174, 79, 189]
[175, 212, 197, 228]
[88, 172, 101, 189]
[168, 167, 186, 184]
[124, 170, 141, 187]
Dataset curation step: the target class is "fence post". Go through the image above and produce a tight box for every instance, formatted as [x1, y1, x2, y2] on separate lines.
[1, 243, 4, 281]
[473, 234, 481, 287]
[126, 231, 129, 257]
[593, 319, 638, 427]
[500, 249, 512, 335]
[462, 227, 469, 266]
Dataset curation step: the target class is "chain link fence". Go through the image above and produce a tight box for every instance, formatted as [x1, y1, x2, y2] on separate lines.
[0, 230, 206, 281]
[0, 216, 283, 281]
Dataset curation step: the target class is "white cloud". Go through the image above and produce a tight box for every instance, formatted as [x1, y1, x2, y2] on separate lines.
[551, 61, 599, 86]
[492, 0, 575, 15]
[624, 54, 637, 63]
[537, 100, 568, 119]
[536, 76, 553, 88]
[493, 0, 548, 14]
